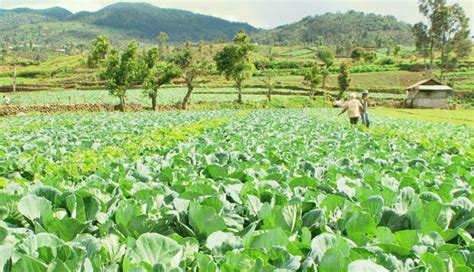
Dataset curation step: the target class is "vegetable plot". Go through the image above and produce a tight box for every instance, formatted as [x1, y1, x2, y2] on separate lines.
[0, 109, 472, 271]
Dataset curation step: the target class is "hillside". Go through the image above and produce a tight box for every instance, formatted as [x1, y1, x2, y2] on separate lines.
[5, 7, 73, 20]
[69, 2, 260, 42]
[0, 2, 259, 49]
[0, 5, 416, 52]
[253, 11, 415, 47]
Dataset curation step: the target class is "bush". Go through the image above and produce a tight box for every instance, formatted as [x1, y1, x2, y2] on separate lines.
[363, 51, 377, 63]
[351, 47, 366, 61]
[377, 57, 397, 65]
[254, 60, 315, 70]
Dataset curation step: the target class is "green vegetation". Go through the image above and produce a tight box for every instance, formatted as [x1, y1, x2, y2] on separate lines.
[0, 2, 472, 108]
[143, 57, 181, 110]
[0, 2, 473, 271]
[70, 3, 259, 42]
[0, 2, 259, 49]
[103, 41, 139, 111]
[0, 109, 472, 270]
[214, 31, 255, 103]
[414, 0, 472, 78]
[337, 63, 351, 98]
[0, 88, 285, 106]
[253, 11, 414, 47]
[371, 108, 474, 126]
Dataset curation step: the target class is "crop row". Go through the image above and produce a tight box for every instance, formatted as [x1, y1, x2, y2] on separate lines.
[0, 109, 472, 271]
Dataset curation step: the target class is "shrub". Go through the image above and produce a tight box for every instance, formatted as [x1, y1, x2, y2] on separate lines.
[377, 57, 396, 65]
[351, 47, 366, 61]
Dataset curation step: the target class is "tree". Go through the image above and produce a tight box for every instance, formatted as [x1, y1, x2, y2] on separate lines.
[350, 47, 365, 62]
[393, 45, 401, 56]
[413, 22, 431, 59]
[256, 49, 276, 102]
[144, 63, 181, 111]
[363, 51, 377, 63]
[316, 47, 334, 89]
[87, 35, 109, 68]
[337, 62, 351, 98]
[135, 47, 160, 84]
[172, 46, 211, 109]
[214, 30, 255, 103]
[418, 0, 471, 77]
[157, 32, 169, 60]
[103, 41, 139, 111]
[303, 65, 322, 97]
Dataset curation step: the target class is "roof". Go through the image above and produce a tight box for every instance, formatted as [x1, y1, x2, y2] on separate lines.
[406, 78, 445, 90]
[417, 85, 453, 91]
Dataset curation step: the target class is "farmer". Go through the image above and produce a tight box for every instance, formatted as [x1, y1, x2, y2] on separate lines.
[3, 95, 10, 106]
[338, 93, 363, 125]
[360, 90, 370, 128]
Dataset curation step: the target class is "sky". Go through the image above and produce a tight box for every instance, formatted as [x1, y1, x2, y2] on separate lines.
[1, 0, 473, 31]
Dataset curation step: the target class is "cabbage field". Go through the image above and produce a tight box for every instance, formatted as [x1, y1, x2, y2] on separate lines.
[0, 109, 472, 271]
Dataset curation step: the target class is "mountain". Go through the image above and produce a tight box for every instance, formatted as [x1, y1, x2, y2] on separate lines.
[68, 2, 260, 41]
[0, 7, 72, 20]
[252, 11, 415, 47]
[0, 2, 259, 47]
[0, 4, 415, 50]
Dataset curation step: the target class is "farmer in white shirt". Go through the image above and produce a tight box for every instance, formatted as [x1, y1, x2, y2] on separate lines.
[3, 95, 11, 106]
[339, 93, 363, 125]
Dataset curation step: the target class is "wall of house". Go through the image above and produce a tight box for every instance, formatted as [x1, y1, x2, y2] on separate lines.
[412, 90, 448, 108]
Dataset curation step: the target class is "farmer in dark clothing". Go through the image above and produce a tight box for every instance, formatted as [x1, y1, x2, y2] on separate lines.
[360, 90, 370, 128]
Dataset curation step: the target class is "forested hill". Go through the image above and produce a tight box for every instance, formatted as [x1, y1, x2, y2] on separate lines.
[68, 3, 260, 42]
[0, 7, 72, 20]
[0, 3, 259, 44]
[252, 11, 415, 47]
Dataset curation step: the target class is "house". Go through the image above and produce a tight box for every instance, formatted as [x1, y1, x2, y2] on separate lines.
[405, 78, 453, 109]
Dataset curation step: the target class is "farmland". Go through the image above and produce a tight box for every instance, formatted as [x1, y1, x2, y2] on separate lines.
[0, 109, 472, 271]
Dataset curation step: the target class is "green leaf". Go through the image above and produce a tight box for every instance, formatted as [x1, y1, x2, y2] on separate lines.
[206, 231, 241, 255]
[374, 227, 395, 244]
[319, 249, 348, 272]
[274, 205, 300, 232]
[394, 230, 418, 249]
[204, 164, 227, 179]
[306, 233, 355, 268]
[196, 253, 217, 272]
[302, 209, 325, 230]
[348, 260, 388, 272]
[189, 202, 226, 240]
[307, 233, 337, 263]
[126, 233, 183, 269]
[246, 195, 262, 217]
[421, 252, 447, 272]
[17, 195, 52, 222]
[0, 245, 14, 270]
[83, 196, 101, 221]
[44, 218, 86, 241]
[12, 255, 47, 272]
[289, 177, 317, 188]
[115, 201, 140, 236]
[346, 212, 376, 235]
[101, 234, 126, 263]
[0, 226, 7, 243]
[361, 196, 384, 221]
[249, 228, 288, 252]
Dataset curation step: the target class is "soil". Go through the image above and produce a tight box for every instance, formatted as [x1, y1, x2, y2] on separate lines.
[0, 103, 177, 116]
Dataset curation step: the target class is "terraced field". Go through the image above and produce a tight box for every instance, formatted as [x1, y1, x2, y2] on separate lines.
[0, 109, 472, 271]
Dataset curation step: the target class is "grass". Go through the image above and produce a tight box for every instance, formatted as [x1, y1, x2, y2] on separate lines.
[0, 77, 37, 85]
[371, 108, 474, 127]
[0, 55, 85, 79]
